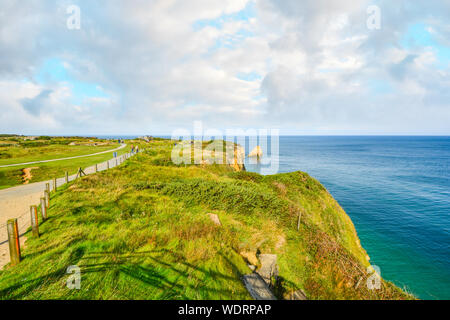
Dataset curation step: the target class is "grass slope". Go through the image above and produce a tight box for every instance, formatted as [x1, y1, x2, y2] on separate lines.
[0, 139, 412, 300]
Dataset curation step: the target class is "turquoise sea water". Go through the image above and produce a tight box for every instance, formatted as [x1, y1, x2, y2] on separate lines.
[244, 136, 449, 300]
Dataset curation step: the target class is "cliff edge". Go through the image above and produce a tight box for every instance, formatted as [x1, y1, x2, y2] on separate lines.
[0, 139, 412, 300]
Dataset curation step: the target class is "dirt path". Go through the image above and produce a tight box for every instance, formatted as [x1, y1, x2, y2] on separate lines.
[22, 167, 39, 184]
[0, 150, 133, 269]
[0, 144, 126, 168]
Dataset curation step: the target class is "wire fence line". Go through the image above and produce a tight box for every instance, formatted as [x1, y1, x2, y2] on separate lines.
[0, 210, 29, 229]
[17, 211, 32, 234]
[1, 149, 142, 265]
[0, 210, 28, 245]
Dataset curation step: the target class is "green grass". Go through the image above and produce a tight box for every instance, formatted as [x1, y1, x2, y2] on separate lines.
[0, 144, 119, 166]
[0, 136, 146, 189]
[0, 139, 413, 300]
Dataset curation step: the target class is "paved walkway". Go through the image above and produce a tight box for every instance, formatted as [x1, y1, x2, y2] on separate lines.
[0, 144, 127, 168]
[0, 150, 134, 269]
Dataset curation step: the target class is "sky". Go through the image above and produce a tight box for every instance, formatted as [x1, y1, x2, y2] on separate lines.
[0, 0, 449, 135]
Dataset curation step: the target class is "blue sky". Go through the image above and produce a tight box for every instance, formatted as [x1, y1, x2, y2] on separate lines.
[194, 1, 256, 52]
[35, 58, 109, 105]
[0, 0, 449, 135]
[401, 23, 450, 69]
[193, 1, 256, 30]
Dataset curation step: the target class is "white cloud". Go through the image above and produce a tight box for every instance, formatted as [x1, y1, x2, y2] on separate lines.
[0, 0, 449, 135]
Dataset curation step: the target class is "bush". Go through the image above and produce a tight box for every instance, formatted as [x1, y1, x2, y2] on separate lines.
[132, 178, 289, 219]
[19, 141, 50, 148]
[228, 171, 263, 183]
[0, 152, 12, 159]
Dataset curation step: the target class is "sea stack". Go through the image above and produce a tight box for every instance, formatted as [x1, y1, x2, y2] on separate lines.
[248, 146, 263, 160]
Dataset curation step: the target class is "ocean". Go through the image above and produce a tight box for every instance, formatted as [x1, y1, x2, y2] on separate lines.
[96, 134, 449, 299]
[244, 136, 450, 300]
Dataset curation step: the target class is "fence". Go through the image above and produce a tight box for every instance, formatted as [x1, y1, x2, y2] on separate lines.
[1, 149, 144, 267]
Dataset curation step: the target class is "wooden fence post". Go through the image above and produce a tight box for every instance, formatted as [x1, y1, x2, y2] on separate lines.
[40, 197, 47, 220]
[30, 205, 39, 237]
[53, 177, 57, 192]
[44, 190, 50, 208]
[95, 164, 98, 173]
[107, 161, 110, 170]
[65, 172, 69, 184]
[75, 167, 86, 178]
[45, 183, 50, 193]
[7, 219, 21, 265]
[297, 212, 302, 231]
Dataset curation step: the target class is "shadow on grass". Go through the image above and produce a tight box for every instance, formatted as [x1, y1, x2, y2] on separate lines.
[80, 248, 244, 299]
[0, 267, 68, 299]
[0, 248, 247, 300]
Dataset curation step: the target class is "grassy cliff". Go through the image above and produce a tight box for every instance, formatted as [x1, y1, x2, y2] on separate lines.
[0, 139, 411, 299]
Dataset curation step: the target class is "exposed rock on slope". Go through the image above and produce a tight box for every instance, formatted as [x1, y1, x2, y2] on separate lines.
[248, 146, 263, 158]
[21, 167, 39, 184]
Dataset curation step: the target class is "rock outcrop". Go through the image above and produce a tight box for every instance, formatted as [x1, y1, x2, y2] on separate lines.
[242, 253, 280, 300]
[248, 146, 263, 159]
[284, 290, 308, 300]
[189, 141, 245, 171]
[242, 274, 277, 300]
[207, 213, 221, 226]
[257, 254, 278, 287]
[230, 145, 245, 171]
[240, 251, 259, 266]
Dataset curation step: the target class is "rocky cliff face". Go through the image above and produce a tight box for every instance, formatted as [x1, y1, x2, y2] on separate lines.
[195, 141, 245, 171]
[248, 146, 263, 158]
[231, 145, 245, 171]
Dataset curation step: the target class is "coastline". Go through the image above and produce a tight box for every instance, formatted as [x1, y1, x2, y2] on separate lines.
[0, 138, 416, 299]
